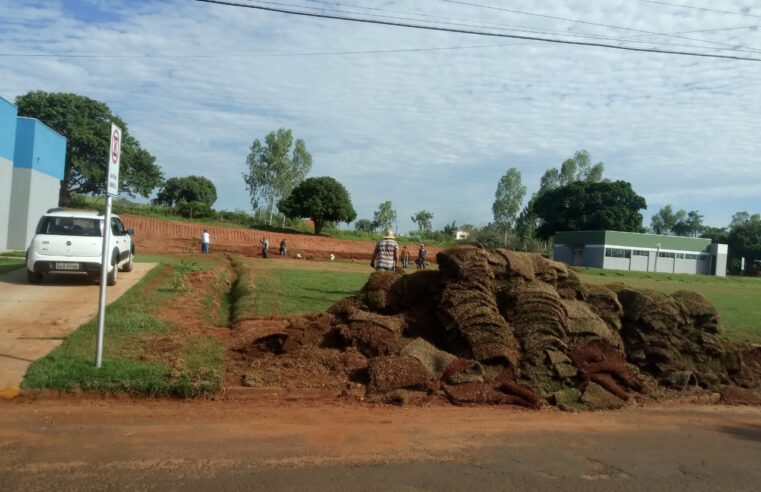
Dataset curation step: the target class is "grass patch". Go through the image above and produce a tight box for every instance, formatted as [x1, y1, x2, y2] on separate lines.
[229, 257, 259, 322]
[237, 258, 370, 317]
[0, 258, 23, 274]
[577, 267, 761, 343]
[22, 258, 224, 397]
[0, 250, 25, 257]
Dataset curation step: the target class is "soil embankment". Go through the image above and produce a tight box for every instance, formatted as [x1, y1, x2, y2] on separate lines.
[121, 214, 442, 260]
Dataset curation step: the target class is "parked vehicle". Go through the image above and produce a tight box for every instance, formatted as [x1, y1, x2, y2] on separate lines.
[25, 208, 135, 285]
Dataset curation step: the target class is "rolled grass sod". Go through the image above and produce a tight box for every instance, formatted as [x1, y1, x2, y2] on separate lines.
[576, 268, 761, 343]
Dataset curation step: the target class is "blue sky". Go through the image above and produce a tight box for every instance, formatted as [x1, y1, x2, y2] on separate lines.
[2, 0, 760, 233]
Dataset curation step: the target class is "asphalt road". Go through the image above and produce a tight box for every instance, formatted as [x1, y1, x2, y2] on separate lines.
[1, 398, 759, 491]
[0, 264, 156, 397]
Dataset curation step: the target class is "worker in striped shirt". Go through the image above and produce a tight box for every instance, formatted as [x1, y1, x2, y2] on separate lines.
[370, 229, 399, 271]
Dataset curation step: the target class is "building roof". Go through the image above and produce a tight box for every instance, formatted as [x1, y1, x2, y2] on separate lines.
[554, 230, 712, 253]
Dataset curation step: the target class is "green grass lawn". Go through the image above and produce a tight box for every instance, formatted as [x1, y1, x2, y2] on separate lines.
[576, 267, 761, 343]
[0, 257, 23, 274]
[233, 258, 371, 318]
[23, 255, 226, 397]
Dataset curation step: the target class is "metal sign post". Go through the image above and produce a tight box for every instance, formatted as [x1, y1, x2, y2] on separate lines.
[96, 123, 122, 368]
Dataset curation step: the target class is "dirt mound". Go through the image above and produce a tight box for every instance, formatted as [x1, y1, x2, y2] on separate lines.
[232, 247, 761, 409]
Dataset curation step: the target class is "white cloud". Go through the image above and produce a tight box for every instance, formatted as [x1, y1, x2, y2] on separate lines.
[1, 0, 760, 232]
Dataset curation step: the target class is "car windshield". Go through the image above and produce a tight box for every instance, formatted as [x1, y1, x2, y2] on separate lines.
[37, 216, 102, 237]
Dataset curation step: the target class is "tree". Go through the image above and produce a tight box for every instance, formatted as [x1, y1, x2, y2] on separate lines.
[539, 168, 560, 193]
[471, 223, 503, 249]
[411, 210, 434, 233]
[354, 219, 376, 233]
[701, 226, 728, 244]
[728, 213, 761, 274]
[243, 128, 312, 225]
[533, 180, 646, 239]
[373, 201, 397, 232]
[651, 205, 702, 236]
[730, 211, 752, 228]
[558, 150, 605, 186]
[153, 176, 217, 208]
[685, 210, 705, 237]
[15, 91, 164, 205]
[651, 205, 677, 235]
[523, 150, 604, 244]
[492, 168, 526, 246]
[442, 221, 458, 237]
[278, 177, 356, 235]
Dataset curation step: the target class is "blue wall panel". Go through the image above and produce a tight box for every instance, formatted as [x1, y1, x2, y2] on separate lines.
[13, 117, 66, 180]
[0, 97, 17, 161]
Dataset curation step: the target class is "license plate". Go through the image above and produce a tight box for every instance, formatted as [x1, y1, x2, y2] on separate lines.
[55, 262, 80, 271]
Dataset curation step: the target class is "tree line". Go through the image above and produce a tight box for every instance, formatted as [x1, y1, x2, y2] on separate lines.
[16, 91, 760, 273]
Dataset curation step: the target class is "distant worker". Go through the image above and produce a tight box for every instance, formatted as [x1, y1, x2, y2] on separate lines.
[201, 229, 210, 255]
[370, 229, 399, 271]
[279, 238, 287, 256]
[260, 237, 269, 258]
[401, 246, 410, 269]
[417, 243, 427, 269]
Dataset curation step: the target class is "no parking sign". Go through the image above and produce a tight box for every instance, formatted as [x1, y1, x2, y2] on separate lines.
[107, 124, 121, 196]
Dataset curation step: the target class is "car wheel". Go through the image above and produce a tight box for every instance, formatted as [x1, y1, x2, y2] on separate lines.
[27, 269, 43, 284]
[107, 259, 118, 286]
[122, 250, 134, 272]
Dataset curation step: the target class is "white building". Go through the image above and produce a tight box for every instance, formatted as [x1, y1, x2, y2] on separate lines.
[553, 230, 728, 277]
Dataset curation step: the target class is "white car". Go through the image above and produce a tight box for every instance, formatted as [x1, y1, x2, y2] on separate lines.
[26, 208, 135, 285]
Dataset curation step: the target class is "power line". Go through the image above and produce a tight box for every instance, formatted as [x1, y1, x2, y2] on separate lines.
[190, 0, 761, 62]
[442, 0, 761, 53]
[634, 0, 761, 19]
[0, 42, 532, 58]
[298, 0, 761, 52]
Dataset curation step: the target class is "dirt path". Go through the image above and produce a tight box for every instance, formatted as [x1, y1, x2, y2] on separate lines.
[1, 398, 759, 491]
[0, 264, 156, 397]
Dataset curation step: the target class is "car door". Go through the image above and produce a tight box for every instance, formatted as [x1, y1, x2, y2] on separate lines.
[110, 218, 126, 262]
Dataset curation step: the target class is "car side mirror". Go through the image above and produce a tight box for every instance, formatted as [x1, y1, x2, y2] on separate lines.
[126, 229, 135, 236]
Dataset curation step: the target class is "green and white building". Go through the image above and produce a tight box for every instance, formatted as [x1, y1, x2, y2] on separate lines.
[553, 230, 727, 277]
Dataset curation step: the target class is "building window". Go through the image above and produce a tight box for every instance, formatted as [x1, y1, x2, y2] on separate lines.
[605, 248, 631, 259]
[684, 254, 700, 260]
[632, 250, 649, 256]
[658, 252, 675, 259]
[676, 253, 685, 259]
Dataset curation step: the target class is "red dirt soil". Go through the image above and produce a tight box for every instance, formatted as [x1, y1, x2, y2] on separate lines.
[121, 214, 443, 259]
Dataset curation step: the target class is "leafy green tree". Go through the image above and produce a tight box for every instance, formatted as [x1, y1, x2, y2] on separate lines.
[278, 177, 356, 235]
[558, 150, 604, 186]
[442, 221, 458, 237]
[539, 168, 560, 193]
[175, 200, 214, 219]
[354, 219, 376, 233]
[521, 150, 604, 245]
[730, 211, 752, 228]
[153, 176, 217, 208]
[651, 205, 677, 235]
[471, 223, 503, 249]
[373, 201, 397, 232]
[728, 213, 761, 274]
[411, 210, 434, 233]
[701, 226, 728, 244]
[685, 210, 705, 237]
[492, 168, 526, 246]
[15, 91, 164, 205]
[533, 180, 646, 239]
[243, 128, 312, 225]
